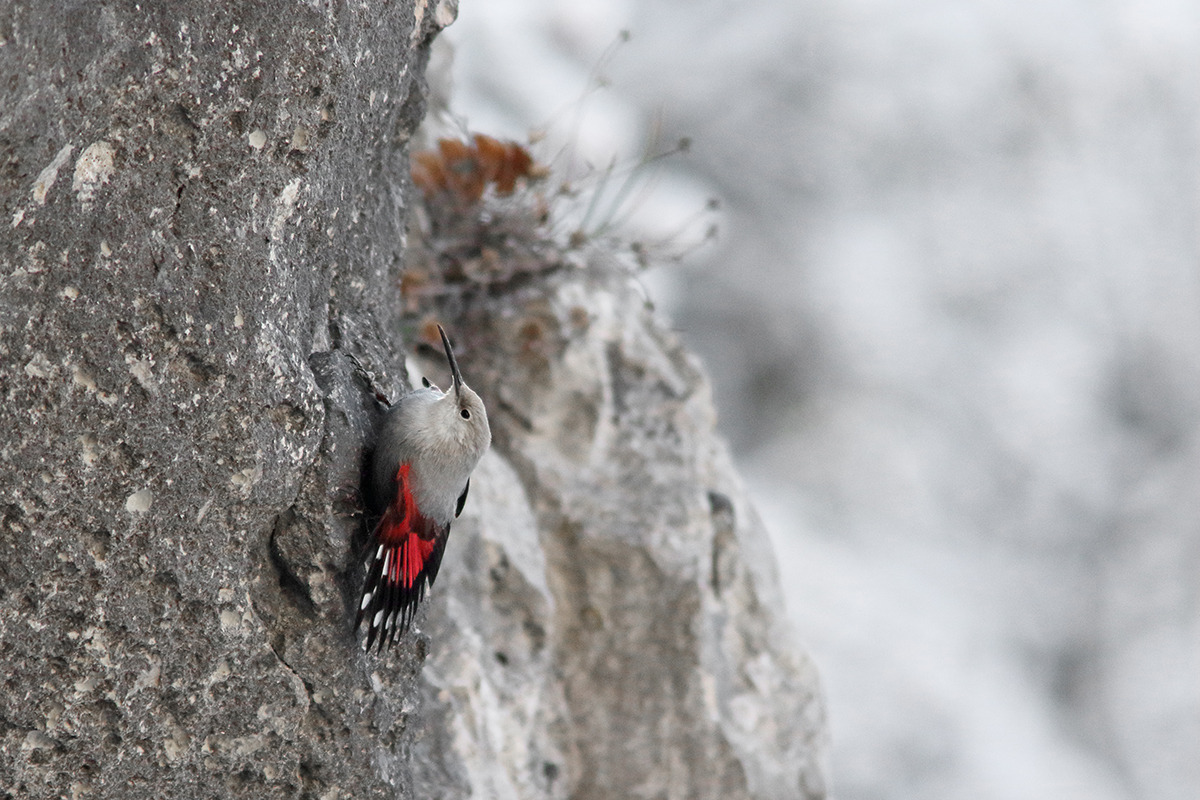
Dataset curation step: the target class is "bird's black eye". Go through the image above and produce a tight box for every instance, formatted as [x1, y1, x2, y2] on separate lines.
[460, 408, 470, 420]
[422, 377, 431, 388]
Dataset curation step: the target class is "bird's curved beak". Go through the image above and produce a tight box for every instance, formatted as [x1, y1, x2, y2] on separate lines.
[438, 324, 464, 400]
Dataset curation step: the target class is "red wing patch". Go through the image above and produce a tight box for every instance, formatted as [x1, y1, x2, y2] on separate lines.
[355, 464, 449, 651]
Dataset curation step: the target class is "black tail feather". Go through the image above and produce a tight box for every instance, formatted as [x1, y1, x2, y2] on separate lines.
[354, 519, 451, 652]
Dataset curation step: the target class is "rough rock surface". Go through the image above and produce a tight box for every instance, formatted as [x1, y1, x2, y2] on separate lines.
[0, 2, 448, 797]
[1, 2, 827, 798]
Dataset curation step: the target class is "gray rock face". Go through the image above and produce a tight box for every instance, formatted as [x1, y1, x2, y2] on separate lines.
[1, 2, 826, 798]
[0, 2, 443, 797]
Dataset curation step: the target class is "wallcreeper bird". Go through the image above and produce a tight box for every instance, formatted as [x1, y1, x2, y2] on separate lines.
[356, 326, 491, 651]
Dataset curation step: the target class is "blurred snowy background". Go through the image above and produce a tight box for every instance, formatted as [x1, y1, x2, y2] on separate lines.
[434, 1, 1200, 798]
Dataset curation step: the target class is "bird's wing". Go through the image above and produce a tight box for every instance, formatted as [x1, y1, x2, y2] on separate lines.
[455, 478, 470, 518]
[355, 463, 449, 651]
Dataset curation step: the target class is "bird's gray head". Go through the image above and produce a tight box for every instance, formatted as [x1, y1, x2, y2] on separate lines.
[415, 326, 491, 465]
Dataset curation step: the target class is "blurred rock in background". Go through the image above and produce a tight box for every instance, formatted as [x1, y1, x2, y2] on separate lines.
[441, 1, 1200, 798]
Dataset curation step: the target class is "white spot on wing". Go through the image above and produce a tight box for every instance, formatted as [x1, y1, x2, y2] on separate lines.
[373, 610, 384, 627]
[360, 591, 373, 610]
